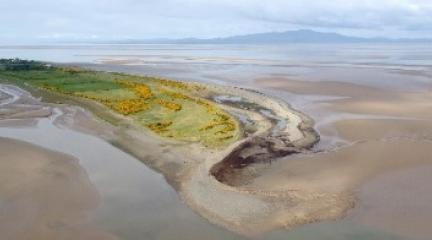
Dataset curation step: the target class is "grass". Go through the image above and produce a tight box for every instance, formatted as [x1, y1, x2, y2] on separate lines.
[0, 61, 240, 147]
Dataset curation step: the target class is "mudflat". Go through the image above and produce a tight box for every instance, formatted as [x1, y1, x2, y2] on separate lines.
[1, 56, 432, 239]
[0, 61, 323, 236]
[255, 77, 432, 239]
[0, 137, 118, 240]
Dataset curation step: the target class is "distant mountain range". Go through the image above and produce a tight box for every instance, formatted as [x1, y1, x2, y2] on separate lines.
[106, 30, 431, 44]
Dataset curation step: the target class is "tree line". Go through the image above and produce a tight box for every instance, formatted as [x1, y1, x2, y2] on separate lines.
[0, 58, 49, 71]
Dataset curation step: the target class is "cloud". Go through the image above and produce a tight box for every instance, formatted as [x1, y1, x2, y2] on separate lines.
[0, 0, 431, 42]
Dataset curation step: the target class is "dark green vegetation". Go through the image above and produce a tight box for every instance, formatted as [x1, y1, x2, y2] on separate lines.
[0, 58, 48, 71]
[0, 59, 240, 147]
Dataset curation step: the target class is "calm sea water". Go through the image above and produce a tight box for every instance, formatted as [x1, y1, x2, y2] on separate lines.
[1, 43, 431, 66]
[1, 43, 431, 89]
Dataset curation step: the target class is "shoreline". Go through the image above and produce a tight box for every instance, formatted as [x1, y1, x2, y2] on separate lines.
[0, 67, 332, 235]
[252, 76, 432, 239]
[0, 137, 119, 240]
[4, 62, 432, 237]
[6, 60, 431, 237]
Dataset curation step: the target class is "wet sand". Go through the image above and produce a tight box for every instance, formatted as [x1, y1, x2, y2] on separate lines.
[0, 137, 118, 240]
[254, 77, 432, 239]
[0, 73, 347, 236]
[0, 64, 328, 236]
[0, 84, 250, 240]
[1, 47, 432, 239]
[352, 165, 432, 239]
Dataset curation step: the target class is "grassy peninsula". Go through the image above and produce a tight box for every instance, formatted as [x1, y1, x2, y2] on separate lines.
[0, 58, 330, 235]
[0, 59, 240, 147]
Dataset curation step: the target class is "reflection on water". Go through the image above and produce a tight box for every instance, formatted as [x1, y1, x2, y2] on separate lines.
[0, 112, 399, 239]
[1, 43, 431, 66]
[0, 111, 244, 240]
[265, 221, 399, 240]
[0, 43, 431, 90]
[0, 44, 426, 239]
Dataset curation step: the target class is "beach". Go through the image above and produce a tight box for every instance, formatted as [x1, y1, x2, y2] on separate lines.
[0, 74, 324, 236]
[1, 43, 432, 239]
[0, 137, 119, 240]
[254, 77, 432, 239]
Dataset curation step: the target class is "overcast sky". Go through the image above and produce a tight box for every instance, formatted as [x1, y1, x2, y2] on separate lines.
[1, 0, 432, 43]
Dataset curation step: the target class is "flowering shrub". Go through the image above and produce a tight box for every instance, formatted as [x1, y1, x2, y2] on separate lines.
[163, 90, 192, 100]
[154, 79, 189, 90]
[116, 80, 153, 99]
[155, 99, 182, 111]
[200, 112, 236, 137]
[133, 85, 153, 99]
[24, 68, 238, 146]
[147, 121, 173, 133]
[108, 99, 148, 115]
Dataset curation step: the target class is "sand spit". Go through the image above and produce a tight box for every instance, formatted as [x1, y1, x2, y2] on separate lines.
[10, 69, 429, 237]
[77, 81, 331, 235]
[195, 83, 319, 186]
[0, 78, 349, 236]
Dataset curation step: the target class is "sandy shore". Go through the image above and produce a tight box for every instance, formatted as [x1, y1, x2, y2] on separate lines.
[0, 85, 119, 239]
[255, 77, 432, 239]
[0, 137, 118, 240]
[2, 62, 432, 239]
[0, 79, 326, 236]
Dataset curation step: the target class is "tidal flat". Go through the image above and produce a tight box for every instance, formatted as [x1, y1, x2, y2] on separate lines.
[0, 59, 325, 237]
[1, 44, 432, 240]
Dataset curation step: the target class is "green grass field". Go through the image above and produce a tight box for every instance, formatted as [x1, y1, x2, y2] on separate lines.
[0, 59, 240, 147]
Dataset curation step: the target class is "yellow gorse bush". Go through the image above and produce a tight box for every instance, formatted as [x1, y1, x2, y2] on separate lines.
[147, 121, 173, 133]
[155, 99, 182, 111]
[133, 85, 153, 99]
[116, 80, 153, 99]
[200, 112, 236, 139]
[108, 99, 148, 115]
[155, 79, 189, 90]
[163, 90, 192, 100]
[35, 73, 237, 145]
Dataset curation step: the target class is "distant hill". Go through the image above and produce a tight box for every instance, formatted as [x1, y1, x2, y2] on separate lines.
[109, 30, 431, 44]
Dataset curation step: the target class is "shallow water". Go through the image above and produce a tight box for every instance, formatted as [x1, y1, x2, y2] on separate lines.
[0, 105, 396, 240]
[1, 44, 430, 239]
[0, 104, 244, 239]
[0, 115, 400, 240]
[0, 43, 431, 90]
[0, 87, 399, 239]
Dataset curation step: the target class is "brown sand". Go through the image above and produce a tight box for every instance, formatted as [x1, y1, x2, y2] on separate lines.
[0, 137, 118, 240]
[257, 78, 432, 118]
[254, 77, 432, 239]
[2, 72, 432, 238]
[352, 165, 432, 239]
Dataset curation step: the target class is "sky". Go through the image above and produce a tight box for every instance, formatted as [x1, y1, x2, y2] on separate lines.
[1, 0, 432, 43]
